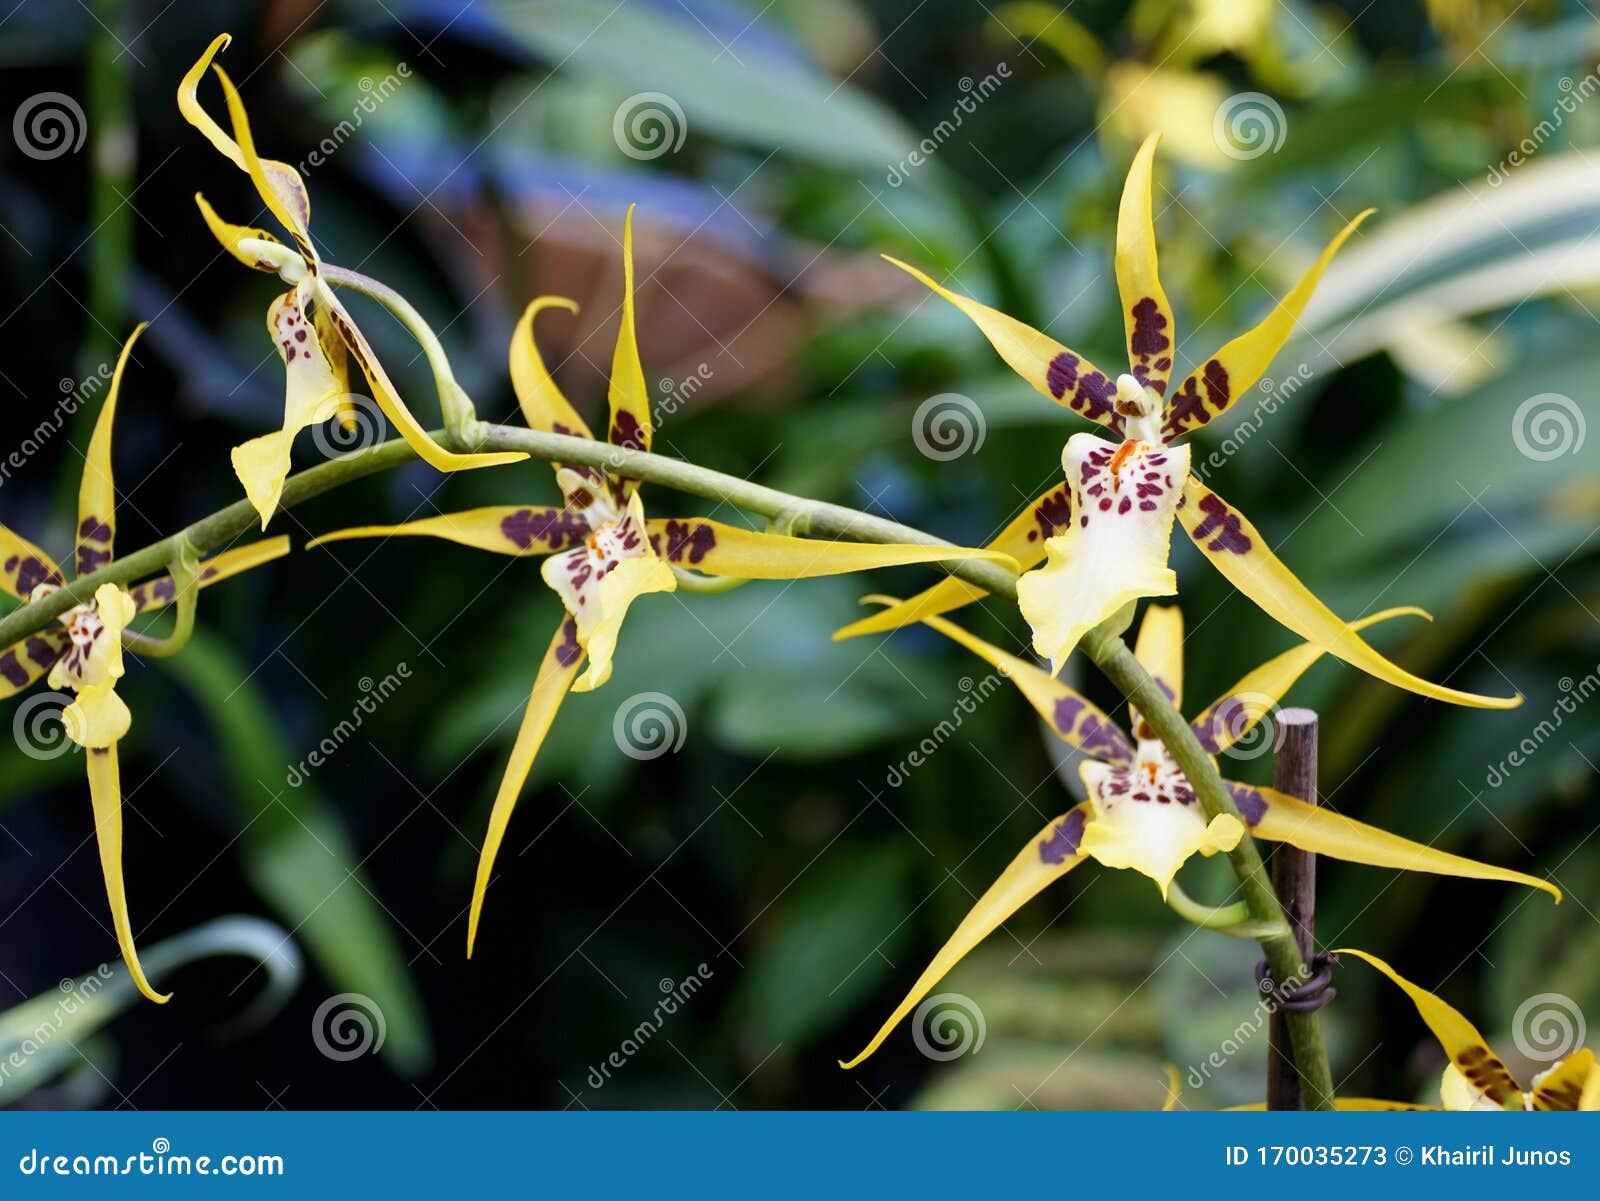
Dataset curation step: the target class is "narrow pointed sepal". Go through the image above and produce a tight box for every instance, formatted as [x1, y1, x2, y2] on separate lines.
[833, 483, 1068, 642]
[467, 620, 583, 958]
[1334, 948, 1523, 1109]
[1115, 134, 1176, 398]
[1162, 210, 1373, 440]
[644, 518, 1018, 580]
[1178, 477, 1519, 709]
[1243, 788, 1559, 900]
[883, 255, 1123, 434]
[510, 296, 594, 440]
[76, 324, 147, 577]
[839, 805, 1092, 1069]
[86, 743, 171, 1004]
[308, 507, 589, 557]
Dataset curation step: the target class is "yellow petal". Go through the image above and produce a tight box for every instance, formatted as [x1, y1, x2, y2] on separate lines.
[0, 630, 67, 700]
[607, 206, 652, 458]
[509, 296, 594, 440]
[61, 680, 131, 748]
[1246, 785, 1560, 900]
[468, 619, 583, 957]
[879, 601, 1134, 764]
[186, 37, 316, 261]
[317, 285, 528, 476]
[230, 286, 344, 528]
[1335, 948, 1522, 1109]
[1580, 1059, 1600, 1111]
[542, 493, 675, 692]
[833, 482, 1069, 642]
[1162, 210, 1373, 440]
[308, 506, 590, 557]
[1190, 606, 1430, 754]
[1115, 134, 1176, 399]
[1, 523, 65, 599]
[1018, 436, 1190, 673]
[1528, 1049, 1596, 1111]
[839, 804, 1092, 1069]
[76, 324, 147, 577]
[644, 517, 1019, 579]
[193, 192, 296, 276]
[1079, 757, 1242, 897]
[131, 537, 292, 613]
[85, 742, 171, 1003]
[883, 255, 1124, 434]
[1177, 477, 1520, 709]
[1131, 602, 1183, 712]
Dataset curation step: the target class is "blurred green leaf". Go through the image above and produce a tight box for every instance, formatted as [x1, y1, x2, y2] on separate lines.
[159, 632, 431, 1076]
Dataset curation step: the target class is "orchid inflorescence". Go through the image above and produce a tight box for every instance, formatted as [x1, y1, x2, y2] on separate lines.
[0, 33, 1580, 1107]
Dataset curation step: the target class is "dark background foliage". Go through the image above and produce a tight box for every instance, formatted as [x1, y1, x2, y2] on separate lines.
[1, 0, 1596, 1110]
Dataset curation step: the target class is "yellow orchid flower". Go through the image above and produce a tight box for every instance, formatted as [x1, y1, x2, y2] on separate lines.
[1333, 949, 1599, 1112]
[177, 34, 524, 529]
[844, 133, 1518, 712]
[840, 602, 1558, 1069]
[307, 208, 1019, 958]
[0, 326, 290, 1003]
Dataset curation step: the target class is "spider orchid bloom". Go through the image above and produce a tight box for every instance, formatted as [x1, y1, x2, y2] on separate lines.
[840, 602, 1558, 1069]
[307, 210, 1017, 957]
[842, 133, 1517, 712]
[0, 327, 289, 1003]
[1332, 950, 1599, 1112]
[178, 34, 524, 528]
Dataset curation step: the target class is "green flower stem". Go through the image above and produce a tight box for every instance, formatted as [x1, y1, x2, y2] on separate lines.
[120, 538, 201, 658]
[1165, 881, 1285, 940]
[0, 421, 1336, 1104]
[321, 264, 478, 437]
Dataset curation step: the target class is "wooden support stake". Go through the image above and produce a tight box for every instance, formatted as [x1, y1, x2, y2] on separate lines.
[1267, 707, 1319, 1111]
